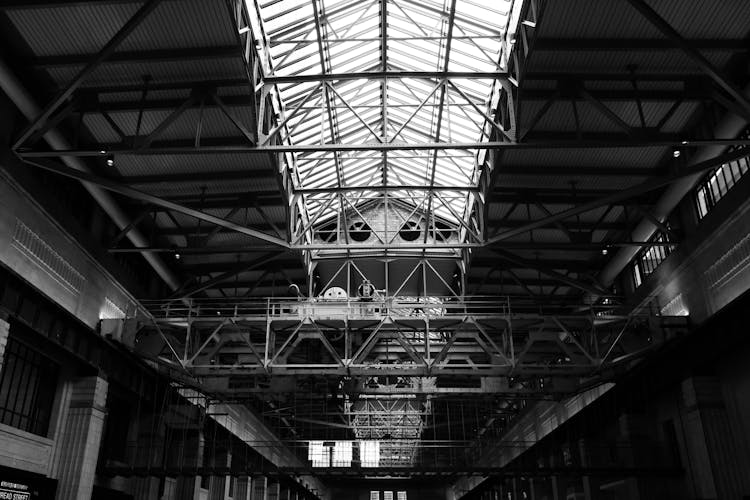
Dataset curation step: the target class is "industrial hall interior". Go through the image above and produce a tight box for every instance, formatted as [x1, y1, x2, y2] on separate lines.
[1, 0, 750, 499]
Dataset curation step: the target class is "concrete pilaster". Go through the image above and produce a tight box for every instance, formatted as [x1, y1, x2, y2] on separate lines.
[267, 480, 280, 500]
[52, 376, 109, 500]
[253, 476, 268, 500]
[208, 448, 232, 500]
[235, 477, 252, 500]
[162, 477, 178, 500]
[280, 485, 291, 500]
[131, 477, 161, 500]
[169, 431, 205, 500]
[550, 476, 566, 500]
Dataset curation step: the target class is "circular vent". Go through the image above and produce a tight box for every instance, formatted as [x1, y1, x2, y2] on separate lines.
[399, 220, 422, 241]
[348, 221, 372, 242]
[319, 227, 337, 243]
[434, 221, 452, 242]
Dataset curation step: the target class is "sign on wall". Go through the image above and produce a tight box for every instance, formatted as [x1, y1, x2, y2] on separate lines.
[0, 481, 32, 500]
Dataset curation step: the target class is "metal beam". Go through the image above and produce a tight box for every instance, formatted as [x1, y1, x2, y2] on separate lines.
[77, 95, 254, 114]
[623, 0, 750, 120]
[497, 165, 665, 177]
[12, 0, 163, 149]
[22, 158, 291, 248]
[486, 146, 750, 244]
[159, 218, 626, 238]
[0, 0, 146, 6]
[72, 71, 747, 96]
[28, 46, 238, 68]
[263, 71, 508, 84]
[179, 260, 304, 274]
[17, 137, 750, 156]
[491, 249, 608, 296]
[171, 252, 285, 299]
[121, 170, 276, 185]
[534, 38, 749, 52]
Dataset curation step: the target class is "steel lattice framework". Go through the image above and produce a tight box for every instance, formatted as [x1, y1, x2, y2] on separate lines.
[134, 295, 687, 390]
[234, 0, 534, 273]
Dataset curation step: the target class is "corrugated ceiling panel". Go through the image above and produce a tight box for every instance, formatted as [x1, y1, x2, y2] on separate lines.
[99, 89, 193, 103]
[493, 175, 649, 191]
[139, 178, 279, 197]
[7, 3, 142, 56]
[7, 0, 235, 57]
[650, 0, 750, 39]
[527, 50, 734, 75]
[205, 233, 271, 246]
[113, 153, 274, 178]
[537, 0, 749, 40]
[499, 147, 665, 169]
[82, 114, 122, 143]
[526, 100, 577, 132]
[660, 102, 701, 134]
[46, 58, 246, 88]
[118, 0, 236, 51]
[99, 107, 255, 142]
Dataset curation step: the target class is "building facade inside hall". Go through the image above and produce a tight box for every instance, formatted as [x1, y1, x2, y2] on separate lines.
[0, 0, 750, 499]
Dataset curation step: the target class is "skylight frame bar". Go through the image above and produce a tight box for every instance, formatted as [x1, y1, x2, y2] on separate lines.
[271, 40, 326, 73]
[327, 1, 380, 42]
[266, 0, 368, 39]
[422, 0, 458, 236]
[272, 35, 504, 43]
[264, 71, 508, 84]
[398, 0, 505, 35]
[452, 23, 505, 69]
[263, 82, 323, 146]
[387, 25, 497, 70]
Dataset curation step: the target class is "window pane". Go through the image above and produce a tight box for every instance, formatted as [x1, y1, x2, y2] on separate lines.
[0, 337, 59, 436]
[361, 441, 380, 467]
[308, 441, 329, 467]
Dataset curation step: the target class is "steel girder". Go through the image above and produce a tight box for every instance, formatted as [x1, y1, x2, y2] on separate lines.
[132, 296, 688, 395]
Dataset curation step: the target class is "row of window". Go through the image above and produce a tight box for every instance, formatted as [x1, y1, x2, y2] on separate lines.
[632, 129, 750, 289]
[633, 231, 675, 288]
[371, 491, 407, 500]
[694, 143, 750, 219]
[0, 336, 58, 436]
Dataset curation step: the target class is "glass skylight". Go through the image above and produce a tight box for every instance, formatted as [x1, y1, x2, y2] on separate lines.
[246, 0, 525, 227]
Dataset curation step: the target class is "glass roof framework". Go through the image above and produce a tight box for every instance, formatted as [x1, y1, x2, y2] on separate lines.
[247, 0, 525, 243]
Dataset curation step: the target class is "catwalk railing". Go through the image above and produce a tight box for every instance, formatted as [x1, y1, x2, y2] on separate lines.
[116, 296, 691, 396]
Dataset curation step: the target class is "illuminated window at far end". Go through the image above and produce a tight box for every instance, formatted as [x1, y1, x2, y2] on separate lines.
[360, 440, 380, 467]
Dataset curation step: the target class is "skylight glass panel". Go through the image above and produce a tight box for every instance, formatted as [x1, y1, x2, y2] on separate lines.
[248, 0, 527, 230]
